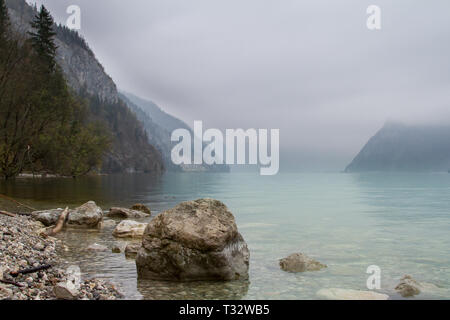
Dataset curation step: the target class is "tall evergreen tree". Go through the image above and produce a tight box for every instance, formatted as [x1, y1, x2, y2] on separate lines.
[0, 0, 10, 42]
[28, 5, 57, 70]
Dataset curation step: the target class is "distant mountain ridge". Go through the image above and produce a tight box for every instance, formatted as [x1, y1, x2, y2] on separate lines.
[6, 0, 164, 174]
[120, 92, 230, 172]
[345, 122, 450, 172]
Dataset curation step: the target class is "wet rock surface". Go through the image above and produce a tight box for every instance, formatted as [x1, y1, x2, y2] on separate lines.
[32, 201, 103, 228]
[0, 214, 122, 300]
[113, 220, 147, 238]
[395, 275, 421, 297]
[136, 199, 250, 281]
[130, 204, 151, 215]
[279, 253, 327, 273]
[106, 207, 149, 219]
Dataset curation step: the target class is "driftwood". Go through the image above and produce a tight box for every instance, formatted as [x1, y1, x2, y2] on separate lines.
[0, 279, 24, 287]
[45, 207, 69, 236]
[0, 210, 16, 217]
[0, 193, 36, 211]
[10, 264, 52, 278]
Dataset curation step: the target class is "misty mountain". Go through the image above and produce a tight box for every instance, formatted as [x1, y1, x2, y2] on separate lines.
[6, 0, 164, 174]
[120, 92, 229, 172]
[345, 122, 450, 172]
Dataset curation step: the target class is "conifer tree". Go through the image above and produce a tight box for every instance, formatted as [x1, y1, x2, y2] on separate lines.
[0, 0, 10, 42]
[28, 5, 57, 70]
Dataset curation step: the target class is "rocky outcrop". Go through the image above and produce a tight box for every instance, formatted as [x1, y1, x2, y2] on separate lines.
[317, 288, 389, 300]
[33, 201, 103, 228]
[130, 204, 151, 215]
[395, 275, 421, 297]
[279, 253, 326, 273]
[106, 207, 149, 219]
[112, 220, 147, 238]
[136, 199, 249, 281]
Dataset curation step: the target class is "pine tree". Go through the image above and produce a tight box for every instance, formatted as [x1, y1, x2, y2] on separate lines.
[0, 0, 10, 41]
[28, 5, 57, 70]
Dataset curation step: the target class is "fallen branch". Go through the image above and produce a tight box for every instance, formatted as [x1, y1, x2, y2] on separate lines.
[0, 210, 16, 217]
[46, 207, 69, 236]
[0, 279, 24, 287]
[10, 264, 52, 278]
[0, 193, 36, 211]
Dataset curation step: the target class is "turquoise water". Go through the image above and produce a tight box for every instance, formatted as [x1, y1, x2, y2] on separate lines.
[1, 172, 449, 299]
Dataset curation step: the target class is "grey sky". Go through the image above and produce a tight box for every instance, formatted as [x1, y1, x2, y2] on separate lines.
[28, 0, 450, 170]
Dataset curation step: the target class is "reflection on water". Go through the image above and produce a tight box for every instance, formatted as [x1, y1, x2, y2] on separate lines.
[1, 172, 449, 299]
[137, 280, 249, 300]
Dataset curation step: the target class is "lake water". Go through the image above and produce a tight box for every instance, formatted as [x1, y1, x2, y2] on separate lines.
[1, 172, 449, 299]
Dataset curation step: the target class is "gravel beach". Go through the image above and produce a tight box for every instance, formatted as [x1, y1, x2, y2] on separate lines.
[0, 214, 123, 300]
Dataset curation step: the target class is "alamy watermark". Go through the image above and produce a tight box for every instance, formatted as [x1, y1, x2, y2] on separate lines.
[171, 121, 279, 175]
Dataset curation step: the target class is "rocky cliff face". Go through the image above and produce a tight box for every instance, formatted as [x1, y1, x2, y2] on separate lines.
[6, 0, 164, 174]
[121, 92, 230, 172]
[345, 122, 450, 172]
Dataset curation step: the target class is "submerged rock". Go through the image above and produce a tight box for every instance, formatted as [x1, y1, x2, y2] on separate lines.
[112, 245, 122, 253]
[317, 288, 389, 300]
[136, 199, 249, 281]
[125, 242, 141, 259]
[130, 203, 151, 215]
[106, 207, 149, 219]
[87, 243, 108, 252]
[113, 220, 147, 238]
[98, 219, 117, 229]
[279, 253, 326, 273]
[32, 201, 103, 228]
[395, 275, 421, 297]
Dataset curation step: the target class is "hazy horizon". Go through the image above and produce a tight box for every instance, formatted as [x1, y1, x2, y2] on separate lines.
[26, 0, 450, 171]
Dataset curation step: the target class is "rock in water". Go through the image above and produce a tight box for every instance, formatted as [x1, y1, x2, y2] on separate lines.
[113, 220, 147, 238]
[68, 201, 103, 227]
[279, 253, 326, 272]
[54, 282, 79, 300]
[317, 288, 389, 300]
[130, 203, 151, 215]
[32, 201, 103, 228]
[32, 209, 65, 226]
[136, 199, 249, 281]
[87, 243, 108, 252]
[125, 242, 141, 259]
[107, 207, 149, 219]
[395, 275, 421, 297]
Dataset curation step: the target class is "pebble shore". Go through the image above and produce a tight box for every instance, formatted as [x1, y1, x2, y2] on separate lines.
[0, 214, 123, 300]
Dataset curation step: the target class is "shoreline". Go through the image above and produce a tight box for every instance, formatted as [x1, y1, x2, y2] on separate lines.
[0, 213, 123, 300]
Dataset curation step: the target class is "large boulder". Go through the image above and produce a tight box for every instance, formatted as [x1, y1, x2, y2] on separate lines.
[106, 207, 149, 219]
[112, 220, 147, 238]
[32, 201, 103, 228]
[130, 204, 151, 215]
[279, 253, 326, 273]
[136, 199, 249, 281]
[68, 201, 103, 227]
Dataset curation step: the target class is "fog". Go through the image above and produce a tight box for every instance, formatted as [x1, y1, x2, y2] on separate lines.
[28, 0, 450, 170]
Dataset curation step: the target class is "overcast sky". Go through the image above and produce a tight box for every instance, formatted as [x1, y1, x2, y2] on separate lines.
[27, 0, 450, 170]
